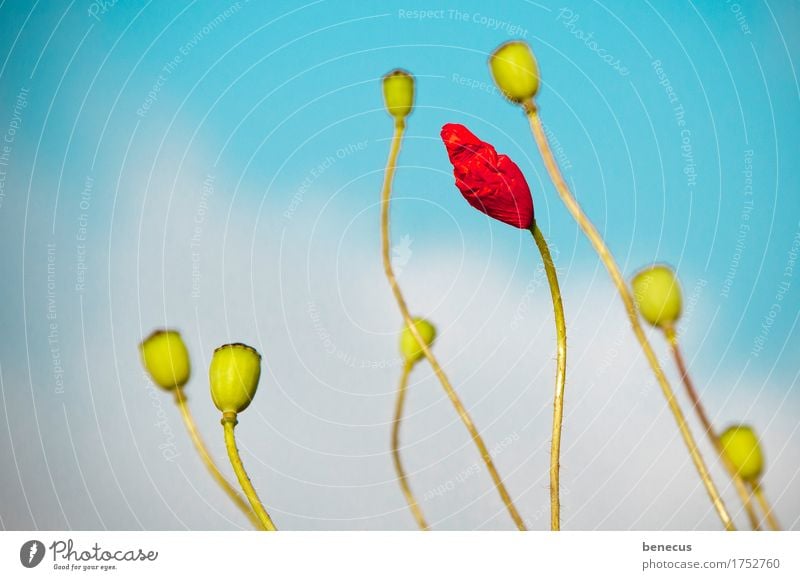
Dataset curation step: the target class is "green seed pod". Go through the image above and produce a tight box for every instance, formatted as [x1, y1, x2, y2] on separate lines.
[631, 265, 683, 329]
[489, 41, 540, 103]
[719, 425, 764, 483]
[139, 329, 191, 390]
[209, 343, 262, 414]
[399, 318, 437, 364]
[382, 69, 415, 120]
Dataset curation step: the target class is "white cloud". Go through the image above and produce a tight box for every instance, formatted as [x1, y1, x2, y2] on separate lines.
[2, 165, 796, 530]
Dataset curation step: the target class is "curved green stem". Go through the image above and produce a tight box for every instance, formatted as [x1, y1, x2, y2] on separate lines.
[380, 119, 526, 530]
[531, 223, 567, 531]
[391, 361, 429, 530]
[173, 389, 263, 529]
[524, 102, 734, 530]
[221, 413, 277, 531]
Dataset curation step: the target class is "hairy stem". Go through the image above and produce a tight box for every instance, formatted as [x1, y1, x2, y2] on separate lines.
[391, 361, 429, 530]
[531, 223, 568, 531]
[525, 103, 733, 530]
[173, 390, 262, 529]
[380, 119, 526, 530]
[221, 413, 277, 531]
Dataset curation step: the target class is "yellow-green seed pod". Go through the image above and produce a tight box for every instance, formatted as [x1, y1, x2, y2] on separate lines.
[382, 69, 415, 120]
[631, 265, 683, 329]
[489, 41, 540, 103]
[399, 318, 436, 364]
[719, 425, 764, 483]
[139, 329, 191, 390]
[209, 343, 262, 414]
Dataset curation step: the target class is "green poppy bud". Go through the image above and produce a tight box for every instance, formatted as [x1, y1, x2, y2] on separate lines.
[382, 69, 415, 120]
[631, 265, 682, 329]
[139, 329, 191, 390]
[489, 41, 540, 103]
[399, 318, 436, 364]
[719, 425, 764, 483]
[209, 343, 261, 414]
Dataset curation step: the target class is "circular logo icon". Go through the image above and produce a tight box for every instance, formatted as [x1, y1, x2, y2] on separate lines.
[20, 540, 45, 568]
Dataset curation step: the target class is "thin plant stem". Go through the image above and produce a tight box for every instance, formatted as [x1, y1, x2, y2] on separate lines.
[221, 413, 277, 531]
[391, 361, 429, 530]
[380, 119, 527, 530]
[752, 483, 781, 531]
[173, 389, 263, 530]
[524, 102, 734, 530]
[531, 223, 567, 531]
[664, 328, 761, 530]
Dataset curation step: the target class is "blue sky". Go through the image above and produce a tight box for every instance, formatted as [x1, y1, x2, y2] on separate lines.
[0, 1, 798, 530]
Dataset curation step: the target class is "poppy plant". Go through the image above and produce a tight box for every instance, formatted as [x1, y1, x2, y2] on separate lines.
[720, 425, 780, 530]
[379, 70, 526, 530]
[632, 265, 763, 529]
[441, 123, 567, 531]
[441, 123, 533, 229]
[210, 343, 277, 531]
[392, 318, 438, 531]
[139, 330, 261, 529]
[487, 40, 734, 530]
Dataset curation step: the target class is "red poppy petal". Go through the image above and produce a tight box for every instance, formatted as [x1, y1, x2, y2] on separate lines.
[441, 123, 534, 229]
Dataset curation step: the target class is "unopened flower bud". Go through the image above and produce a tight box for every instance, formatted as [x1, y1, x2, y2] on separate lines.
[489, 41, 540, 103]
[382, 69, 415, 120]
[209, 343, 262, 414]
[631, 265, 682, 329]
[140, 329, 191, 390]
[399, 318, 436, 364]
[719, 425, 764, 483]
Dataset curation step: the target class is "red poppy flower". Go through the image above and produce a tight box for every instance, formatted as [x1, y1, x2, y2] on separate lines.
[441, 123, 534, 229]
